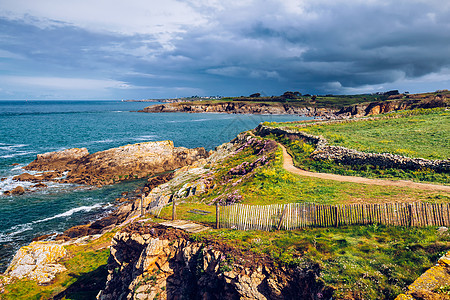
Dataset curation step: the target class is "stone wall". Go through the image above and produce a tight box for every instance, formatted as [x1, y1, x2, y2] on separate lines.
[255, 125, 450, 172]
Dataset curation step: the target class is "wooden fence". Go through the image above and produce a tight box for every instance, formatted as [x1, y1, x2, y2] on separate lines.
[218, 202, 450, 231]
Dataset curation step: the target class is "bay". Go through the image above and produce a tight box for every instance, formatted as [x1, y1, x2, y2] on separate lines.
[0, 100, 311, 271]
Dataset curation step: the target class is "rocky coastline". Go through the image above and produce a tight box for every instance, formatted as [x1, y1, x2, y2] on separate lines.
[1, 112, 449, 298]
[139, 96, 449, 119]
[3, 141, 208, 195]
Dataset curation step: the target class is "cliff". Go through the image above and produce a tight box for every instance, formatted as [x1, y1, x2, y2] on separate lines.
[139, 96, 449, 119]
[97, 223, 332, 300]
[21, 141, 208, 186]
[139, 102, 335, 118]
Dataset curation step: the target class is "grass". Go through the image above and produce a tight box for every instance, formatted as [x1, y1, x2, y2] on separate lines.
[195, 225, 450, 299]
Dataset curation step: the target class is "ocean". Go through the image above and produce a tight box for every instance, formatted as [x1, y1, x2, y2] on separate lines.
[0, 100, 310, 271]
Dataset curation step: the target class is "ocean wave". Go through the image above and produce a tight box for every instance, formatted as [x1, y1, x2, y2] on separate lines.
[0, 203, 105, 242]
[0, 151, 36, 159]
[91, 139, 114, 144]
[0, 223, 33, 242]
[33, 203, 104, 224]
[133, 135, 158, 141]
[0, 144, 28, 151]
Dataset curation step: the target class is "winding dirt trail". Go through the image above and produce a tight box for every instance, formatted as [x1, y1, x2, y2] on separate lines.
[279, 143, 450, 192]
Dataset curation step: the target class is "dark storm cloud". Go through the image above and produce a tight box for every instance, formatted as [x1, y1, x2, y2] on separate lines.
[0, 0, 449, 99]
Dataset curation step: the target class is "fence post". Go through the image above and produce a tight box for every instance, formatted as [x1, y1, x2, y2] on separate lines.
[408, 204, 412, 227]
[216, 202, 220, 229]
[172, 197, 176, 221]
[277, 204, 288, 230]
[140, 194, 144, 216]
[334, 205, 338, 227]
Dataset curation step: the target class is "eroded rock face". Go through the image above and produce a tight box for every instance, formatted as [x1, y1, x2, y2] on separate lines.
[97, 224, 331, 300]
[24, 141, 208, 186]
[5, 241, 67, 285]
[140, 102, 326, 117]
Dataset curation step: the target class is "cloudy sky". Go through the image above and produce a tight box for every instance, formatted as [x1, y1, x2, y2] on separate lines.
[0, 0, 449, 100]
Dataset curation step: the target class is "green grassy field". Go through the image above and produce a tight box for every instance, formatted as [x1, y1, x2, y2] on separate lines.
[264, 108, 450, 184]
[281, 108, 449, 160]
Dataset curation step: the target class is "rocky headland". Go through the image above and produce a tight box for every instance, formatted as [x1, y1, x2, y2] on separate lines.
[139, 95, 449, 119]
[8, 141, 208, 192]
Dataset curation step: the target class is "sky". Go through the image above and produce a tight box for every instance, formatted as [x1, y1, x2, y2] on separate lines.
[0, 0, 450, 100]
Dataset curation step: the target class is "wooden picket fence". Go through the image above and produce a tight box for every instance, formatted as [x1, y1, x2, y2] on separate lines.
[218, 202, 450, 231]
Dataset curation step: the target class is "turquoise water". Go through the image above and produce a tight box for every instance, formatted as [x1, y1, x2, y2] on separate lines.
[0, 100, 310, 271]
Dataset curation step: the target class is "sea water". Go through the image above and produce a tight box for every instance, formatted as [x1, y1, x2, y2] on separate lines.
[0, 100, 311, 271]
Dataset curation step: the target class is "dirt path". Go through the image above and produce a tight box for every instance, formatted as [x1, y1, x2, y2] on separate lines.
[279, 143, 450, 192]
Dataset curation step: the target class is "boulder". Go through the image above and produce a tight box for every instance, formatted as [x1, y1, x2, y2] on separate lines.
[13, 173, 40, 182]
[5, 241, 67, 285]
[10, 186, 25, 195]
[32, 183, 48, 189]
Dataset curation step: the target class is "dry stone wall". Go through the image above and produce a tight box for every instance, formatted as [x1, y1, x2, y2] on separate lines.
[255, 125, 450, 172]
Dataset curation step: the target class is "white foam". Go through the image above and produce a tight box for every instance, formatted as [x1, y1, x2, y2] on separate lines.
[0, 144, 28, 151]
[92, 139, 114, 144]
[11, 164, 25, 171]
[0, 151, 36, 158]
[133, 135, 158, 141]
[0, 223, 33, 242]
[33, 203, 103, 224]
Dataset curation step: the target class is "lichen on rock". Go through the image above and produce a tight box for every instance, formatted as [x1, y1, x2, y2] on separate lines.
[4, 241, 67, 285]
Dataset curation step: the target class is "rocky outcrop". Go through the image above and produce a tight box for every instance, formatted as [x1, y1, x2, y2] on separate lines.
[3, 186, 26, 195]
[24, 148, 89, 172]
[337, 96, 449, 118]
[140, 102, 335, 117]
[4, 241, 67, 285]
[13, 171, 62, 182]
[396, 250, 450, 300]
[255, 124, 450, 172]
[97, 223, 331, 300]
[24, 141, 209, 186]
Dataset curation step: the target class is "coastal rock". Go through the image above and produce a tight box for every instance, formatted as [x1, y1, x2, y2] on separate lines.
[140, 102, 320, 116]
[10, 186, 25, 195]
[13, 173, 40, 182]
[396, 251, 450, 300]
[65, 141, 208, 185]
[13, 172, 62, 184]
[24, 147, 89, 172]
[5, 241, 67, 285]
[140, 96, 448, 119]
[32, 183, 48, 188]
[24, 141, 208, 186]
[97, 223, 331, 300]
